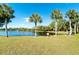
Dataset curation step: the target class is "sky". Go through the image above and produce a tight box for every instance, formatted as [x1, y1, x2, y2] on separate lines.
[2, 3, 79, 28]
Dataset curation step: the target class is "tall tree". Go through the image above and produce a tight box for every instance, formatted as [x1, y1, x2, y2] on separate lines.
[29, 13, 42, 37]
[0, 4, 15, 37]
[66, 10, 78, 35]
[51, 10, 62, 35]
[73, 13, 79, 34]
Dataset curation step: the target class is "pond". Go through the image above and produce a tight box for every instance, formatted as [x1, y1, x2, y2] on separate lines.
[0, 31, 35, 36]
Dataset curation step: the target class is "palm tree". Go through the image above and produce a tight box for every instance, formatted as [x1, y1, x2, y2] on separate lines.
[29, 13, 42, 37]
[73, 13, 79, 34]
[51, 10, 62, 35]
[0, 4, 4, 25]
[66, 10, 78, 35]
[0, 4, 15, 37]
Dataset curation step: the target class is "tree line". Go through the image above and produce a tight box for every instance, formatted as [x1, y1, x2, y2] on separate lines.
[28, 10, 79, 36]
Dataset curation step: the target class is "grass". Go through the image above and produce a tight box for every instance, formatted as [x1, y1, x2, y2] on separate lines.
[0, 34, 79, 55]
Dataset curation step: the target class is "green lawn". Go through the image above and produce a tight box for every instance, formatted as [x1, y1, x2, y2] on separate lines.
[0, 34, 79, 55]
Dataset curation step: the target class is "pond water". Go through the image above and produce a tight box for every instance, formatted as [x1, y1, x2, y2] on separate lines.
[0, 31, 35, 36]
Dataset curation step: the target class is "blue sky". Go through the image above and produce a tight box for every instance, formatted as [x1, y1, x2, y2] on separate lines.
[3, 3, 79, 28]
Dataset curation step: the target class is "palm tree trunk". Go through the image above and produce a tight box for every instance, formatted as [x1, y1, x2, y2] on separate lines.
[35, 22, 37, 37]
[55, 20, 57, 35]
[74, 23, 76, 34]
[5, 19, 8, 37]
[69, 20, 72, 35]
[77, 25, 79, 33]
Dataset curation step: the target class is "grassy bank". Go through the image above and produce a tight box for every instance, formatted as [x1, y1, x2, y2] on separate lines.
[0, 34, 79, 55]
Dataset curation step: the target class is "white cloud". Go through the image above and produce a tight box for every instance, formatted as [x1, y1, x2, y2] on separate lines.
[24, 17, 30, 23]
